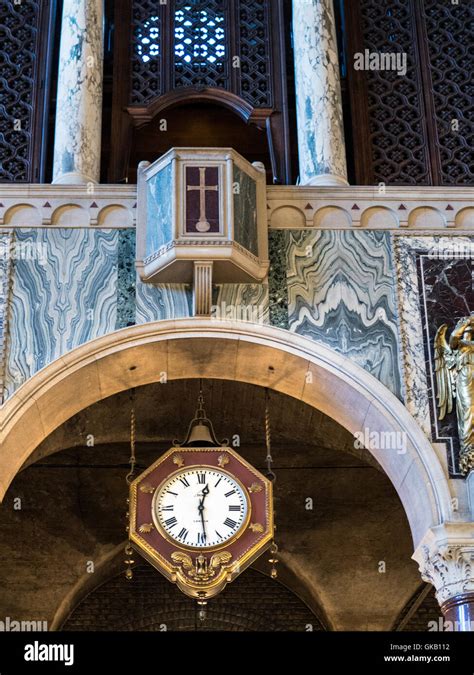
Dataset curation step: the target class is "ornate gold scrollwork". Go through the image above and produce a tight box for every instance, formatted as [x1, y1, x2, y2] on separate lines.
[139, 483, 155, 494]
[171, 551, 232, 583]
[217, 454, 230, 468]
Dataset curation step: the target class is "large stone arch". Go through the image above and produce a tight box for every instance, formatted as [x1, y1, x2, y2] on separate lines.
[0, 319, 453, 547]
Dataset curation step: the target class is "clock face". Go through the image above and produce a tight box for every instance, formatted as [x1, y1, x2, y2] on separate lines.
[153, 467, 250, 549]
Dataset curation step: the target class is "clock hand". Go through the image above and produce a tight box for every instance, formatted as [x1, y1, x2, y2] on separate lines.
[198, 484, 209, 542]
[199, 507, 206, 542]
[197, 484, 209, 511]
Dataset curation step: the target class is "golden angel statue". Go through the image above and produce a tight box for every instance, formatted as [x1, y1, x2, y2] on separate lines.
[434, 314, 474, 474]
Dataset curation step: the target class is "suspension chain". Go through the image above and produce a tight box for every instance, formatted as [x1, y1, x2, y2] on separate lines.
[125, 389, 136, 579]
[265, 388, 276, 482]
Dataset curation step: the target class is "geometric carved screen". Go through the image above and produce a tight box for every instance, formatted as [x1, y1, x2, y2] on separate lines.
[422, 0, 474, 185]
[0, 0, 52, 182]
[173, 0, 228, 90]
[131, 3, 162, 104]
[238, 0, 272, 107]
[357, 0, 431, 185]
[0, 0, 40, 181]
[130, 0, 272, 107]
[111, 0, 289, 184]
[348, 0, 474, 186]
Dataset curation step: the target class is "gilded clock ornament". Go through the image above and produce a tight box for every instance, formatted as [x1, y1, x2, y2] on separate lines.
[128, 389, 274, 601]
[217, 454, 230, 468]
[139, 483, 155, 494]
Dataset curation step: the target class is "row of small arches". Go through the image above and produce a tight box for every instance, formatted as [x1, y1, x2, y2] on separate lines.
[269, 205, 474, 229]
[1, 204, 134, 227]
[2, 202, 473, 230]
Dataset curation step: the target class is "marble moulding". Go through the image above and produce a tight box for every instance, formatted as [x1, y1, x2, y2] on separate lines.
[267, 186, 474, 230]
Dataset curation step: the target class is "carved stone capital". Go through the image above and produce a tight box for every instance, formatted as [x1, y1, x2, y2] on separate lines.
[413, 524, 474, 605]
[460, 447, 474, 475]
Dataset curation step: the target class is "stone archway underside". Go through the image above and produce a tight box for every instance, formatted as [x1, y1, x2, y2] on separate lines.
[0, 319, 453, 546]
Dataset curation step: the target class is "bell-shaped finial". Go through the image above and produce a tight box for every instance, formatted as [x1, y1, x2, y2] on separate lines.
[174, 385, 228, 447]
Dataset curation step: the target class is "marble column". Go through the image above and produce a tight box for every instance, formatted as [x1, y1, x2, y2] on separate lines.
[292, 0, 348, 186]
[52, 0, 104, 185]
[413, 524, 474, 631]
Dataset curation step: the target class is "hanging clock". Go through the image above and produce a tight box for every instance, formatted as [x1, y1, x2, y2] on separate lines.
[128, 395, 274, 601]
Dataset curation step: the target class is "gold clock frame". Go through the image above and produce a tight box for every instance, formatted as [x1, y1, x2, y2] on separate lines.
[129, 446, 274, 600]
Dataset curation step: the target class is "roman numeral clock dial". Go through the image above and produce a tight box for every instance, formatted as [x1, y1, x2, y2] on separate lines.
[129, 445, 274, 601]
[153, 468, 249, 548]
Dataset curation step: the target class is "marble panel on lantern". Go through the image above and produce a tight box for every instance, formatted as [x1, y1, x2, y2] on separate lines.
[233, 165, 258, 257]
[146, 162, 173, 257]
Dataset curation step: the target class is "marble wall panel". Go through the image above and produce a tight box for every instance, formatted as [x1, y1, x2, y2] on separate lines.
[117, 228, 136, 329]
[213, 283, 269, 324]
[4, 228, 119, 396]
[287, 230, 402, 398]
[268, 230, 289, 330]
[135, 278, 192, 323]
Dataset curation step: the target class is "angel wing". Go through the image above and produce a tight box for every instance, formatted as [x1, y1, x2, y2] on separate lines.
[171, 551, 193, 569]
[434, 324, 454, 420]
